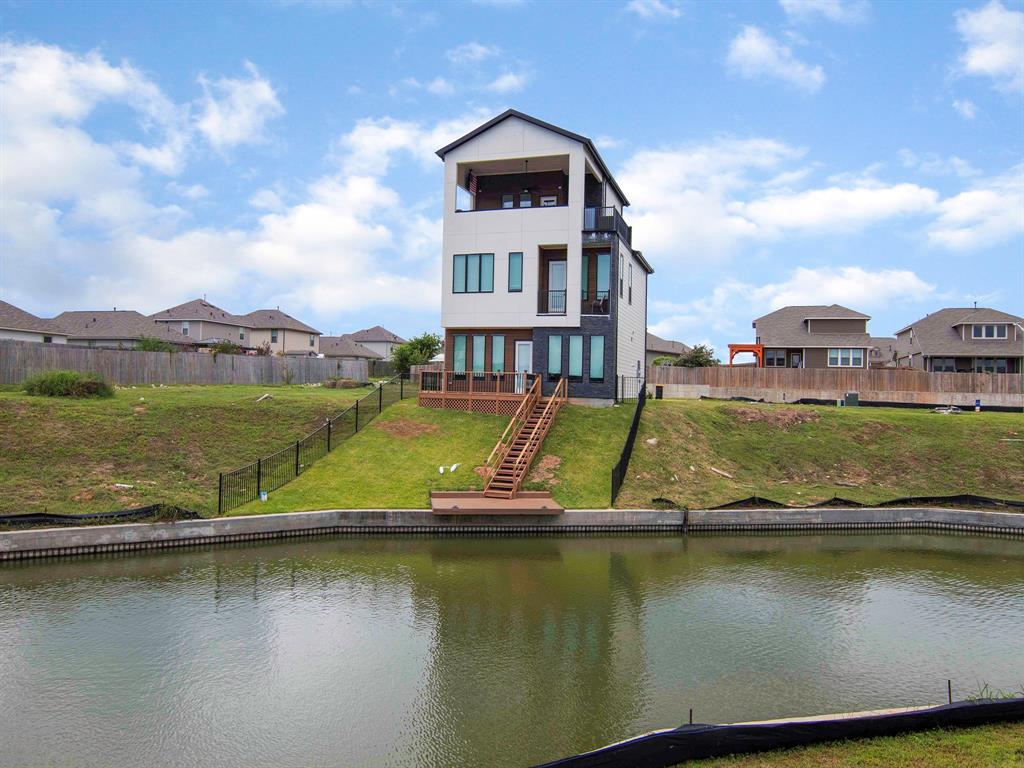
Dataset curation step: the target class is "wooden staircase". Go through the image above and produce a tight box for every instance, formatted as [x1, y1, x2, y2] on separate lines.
[483, 377, 567, 499]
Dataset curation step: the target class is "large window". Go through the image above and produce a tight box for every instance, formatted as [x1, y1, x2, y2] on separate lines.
[972, 324, 1007, 339]
[508, 252, 522, 292]
[828, 348, 863, 367]
[568, 335, 583, 377]
[548, 335, 562, 376]
[453, 335, 467, 373]
[974, 358, 1008, 373]
[492, 335, 505, 373]
[453, 253, 494, 293]
[765, 350, 786, 367]
[472, 335, 486, 375]
[931, 358, 956, 372]
[590, 336, 605, 380]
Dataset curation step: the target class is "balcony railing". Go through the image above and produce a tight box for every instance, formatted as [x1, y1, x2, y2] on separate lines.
[581, 290, 610, 315]
[583, 206, 632, 246]
[539, 289, 567, 315]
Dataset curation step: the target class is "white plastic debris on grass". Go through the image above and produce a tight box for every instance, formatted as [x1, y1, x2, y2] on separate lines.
[438, 466, 445, 474]
[449, 463, 459, 473]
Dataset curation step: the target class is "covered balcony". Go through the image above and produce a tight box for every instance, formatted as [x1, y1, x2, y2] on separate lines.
[455, 155, 569, 213]
[583, 206, 632, 247]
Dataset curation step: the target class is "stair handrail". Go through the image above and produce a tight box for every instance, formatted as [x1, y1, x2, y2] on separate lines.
[484, 374, 540, 477]
[507, 377, 566, 492]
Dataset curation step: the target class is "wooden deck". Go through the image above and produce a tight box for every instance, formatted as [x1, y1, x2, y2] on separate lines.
[430, 491, 564, 515]
[417, 370, 536, 415]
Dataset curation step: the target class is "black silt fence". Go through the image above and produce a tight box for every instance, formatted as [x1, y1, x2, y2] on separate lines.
[611, 381, 647, 507]
[217, 375, 412, 514]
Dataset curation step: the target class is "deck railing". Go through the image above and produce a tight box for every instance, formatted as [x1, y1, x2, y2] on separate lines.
[484, 376, 542, 479]
[420, 370, 537, 394]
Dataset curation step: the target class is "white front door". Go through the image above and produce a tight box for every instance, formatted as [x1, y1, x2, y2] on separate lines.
[514, 341, 533, 393]
[548, 260, 567, 313]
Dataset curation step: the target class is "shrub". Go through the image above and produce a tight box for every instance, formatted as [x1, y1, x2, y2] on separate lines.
[673, 344, 721, 368]
[22, 370, 114, 398]
[209, 340, 242, 359]
[137, 336, 176, 353]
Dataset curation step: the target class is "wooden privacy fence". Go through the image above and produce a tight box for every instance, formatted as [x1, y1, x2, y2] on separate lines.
[0, 339, 368, 386]
[646, 365, 1023, 396]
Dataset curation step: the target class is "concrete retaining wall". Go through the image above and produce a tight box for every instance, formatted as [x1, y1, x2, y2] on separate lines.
[654, 383, 1024, 409]
[1, 507, 1021, 561]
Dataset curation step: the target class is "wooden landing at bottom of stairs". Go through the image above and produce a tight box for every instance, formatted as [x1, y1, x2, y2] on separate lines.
[430, 491, 564, 516]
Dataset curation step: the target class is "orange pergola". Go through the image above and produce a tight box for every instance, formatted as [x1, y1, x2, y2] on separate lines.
[727, 343, 764, 367]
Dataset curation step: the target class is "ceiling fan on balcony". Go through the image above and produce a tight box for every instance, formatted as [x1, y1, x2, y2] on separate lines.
[519, 159, 534, 193]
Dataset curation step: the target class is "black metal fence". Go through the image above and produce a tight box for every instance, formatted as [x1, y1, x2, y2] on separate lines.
[617, 375, 645, 403]
[218, 375, 411, 514]
[610, 379, 646, 506]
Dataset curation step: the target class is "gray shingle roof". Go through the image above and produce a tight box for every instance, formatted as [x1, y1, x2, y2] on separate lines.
[52, 311, 193, 344]
[239, 309, 321, 335]
[0, 300, 69, 335]
[754, 305, 871, 348]
[646, 332, 690, 357]
[150, 298, 247, 324]
[347, 326, 406, 344]
[319, 335, 383, 359]
[895, 307, 1024, 358]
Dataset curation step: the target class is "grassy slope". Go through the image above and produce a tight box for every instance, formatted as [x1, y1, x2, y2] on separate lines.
[234, 399, 507, 512]
[681, 721, 1024, 767]
[617, 400, 1024, 510]
[0, 384, 373, 515]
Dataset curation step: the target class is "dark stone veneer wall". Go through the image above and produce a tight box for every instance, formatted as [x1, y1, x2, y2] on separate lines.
[532, 314, 616, 399]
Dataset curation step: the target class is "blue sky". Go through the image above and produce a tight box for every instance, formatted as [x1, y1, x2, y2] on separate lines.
[1, 0, 1021, 353]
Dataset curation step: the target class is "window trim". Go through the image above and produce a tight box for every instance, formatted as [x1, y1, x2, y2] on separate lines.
[508, 252, 523, 293]
[827, 347, 864, 368]
[452, 253, 495, 294]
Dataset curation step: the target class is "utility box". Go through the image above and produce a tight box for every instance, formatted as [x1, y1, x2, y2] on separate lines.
[844, 392, 860, 407]
[655, 385, 664, 400]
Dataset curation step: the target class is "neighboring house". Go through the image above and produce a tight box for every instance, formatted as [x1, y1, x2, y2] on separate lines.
[646, 332, 691, 367]
[894, 308, 1023, 373]
[436, 109, 653, 400]
[752, 305, 872, 369]
[53, 310, 193, 349]
[150, 299, 322, 355]
[0, 300, 69, 344]
[868, 337, 898, 368]
[346, 326, 406, 360]
[319, 335, 383, 361]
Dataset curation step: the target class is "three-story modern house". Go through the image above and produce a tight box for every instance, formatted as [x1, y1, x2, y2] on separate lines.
[436, 109, 653, 403]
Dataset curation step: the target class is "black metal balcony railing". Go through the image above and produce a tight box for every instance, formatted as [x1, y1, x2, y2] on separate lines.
[583, 206, 632, 246]
[581, 290, 610, 315]
[539, 289, 567, 315]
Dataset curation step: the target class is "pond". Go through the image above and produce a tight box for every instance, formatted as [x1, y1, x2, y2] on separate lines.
[1, 533, 1022, 767]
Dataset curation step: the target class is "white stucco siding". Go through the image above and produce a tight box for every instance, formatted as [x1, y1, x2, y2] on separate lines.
[0, 329, 67, 343]
[616, 241, 648, 380]
[441, 116, 587, 331]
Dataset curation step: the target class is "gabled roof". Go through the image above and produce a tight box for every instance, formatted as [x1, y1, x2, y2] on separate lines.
[150, 298, 246, 324]
[0, 300, 69, 336]
[239, 309, 321, 335]
[894, 307, 1024, 357]
[319, 335, 383, 359]
[347, 325, 406, 344]
[52, 310, 193, 344]
[646, 332, 690, 357]
[753, 305, 871, 348]
[435, 109, 631, 207]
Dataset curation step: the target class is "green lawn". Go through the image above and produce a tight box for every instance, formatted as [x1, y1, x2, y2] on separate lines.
[679, 721, 1024, 766]
[616, 399, 1024, 510]
[0, 383, 374, 515]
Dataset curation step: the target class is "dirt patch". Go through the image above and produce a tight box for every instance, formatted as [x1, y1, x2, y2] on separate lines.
[374, 419, 439, 439]
[732, 407, 820, 428]
[72, 489, 95, 502]
[527, 455, 562, 486]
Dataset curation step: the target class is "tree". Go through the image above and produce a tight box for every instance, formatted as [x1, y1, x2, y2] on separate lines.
[137, 336, 176, 353]
[391, 332, 443, 373]
[674, 344, 721, 368]
[209, 340, 242, 358]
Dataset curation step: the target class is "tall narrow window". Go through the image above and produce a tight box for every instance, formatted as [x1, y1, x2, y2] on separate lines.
[480, 254, 494, 292]
[467, 254, 480, 292]
[181, 321, 190, 337]
[628, 263, 633, 305]
[453, 335, 467, 373]
[590, 336, 605, 380]
[569, 335, 583, 377]
[453, 254, 466, 293]
[271, 329, 278, 343]
[473, 335, 486, 375]
[492, 335, 505, 373]
[619, 254, 624, 298]
[548, 336, 562, 376]
[597, 253, 610, 295]
[239, 327, 245, 341]
[309, 334, 315, 347]
[508, 252, 522, 292]
[581, 253, 589, 301]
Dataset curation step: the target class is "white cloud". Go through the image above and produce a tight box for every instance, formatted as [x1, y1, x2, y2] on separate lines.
[249, 188, 285, 211]
[955, 0, 1024, 92]
[168, 182, 210, 200]
[726, 26, 826, 93]
[196, 61, 284, 151]
[426, 77, 455, 96]
[445, 42, 500, 64]
[928, 164, 1024, 249]
[779, 0, 867, 24]
[952, 98, 977, 119]
[625, 0, 683, 20]
[898, 149, 980, 178]
[484, 71, 528, 93]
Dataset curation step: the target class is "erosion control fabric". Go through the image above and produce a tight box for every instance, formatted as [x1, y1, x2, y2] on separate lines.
[707, 493, 1024, 510]
[0, 505, 202, 528]
[536, 698, 1024, 768]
